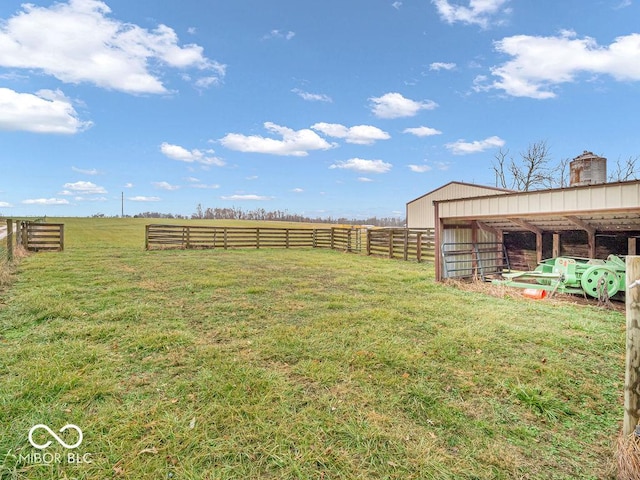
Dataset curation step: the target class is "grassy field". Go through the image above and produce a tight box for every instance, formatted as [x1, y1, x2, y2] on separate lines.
[0, 218, 625, 479]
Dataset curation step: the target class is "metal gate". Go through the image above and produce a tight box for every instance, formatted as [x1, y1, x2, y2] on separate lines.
[441, 242, 510, 281]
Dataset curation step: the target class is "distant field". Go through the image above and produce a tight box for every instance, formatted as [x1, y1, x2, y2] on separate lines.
[0, 218, 625, 479]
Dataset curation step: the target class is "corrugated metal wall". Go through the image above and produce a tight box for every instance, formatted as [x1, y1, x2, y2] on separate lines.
[407, 183, 510, 229]
[437, 181, 640, 219]
[441, 228, 499, 279]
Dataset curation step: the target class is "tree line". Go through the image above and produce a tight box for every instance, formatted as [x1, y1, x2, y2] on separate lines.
[191, 204, 405, 226]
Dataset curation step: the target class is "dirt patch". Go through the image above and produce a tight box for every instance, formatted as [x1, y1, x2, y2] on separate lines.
[444, 278, 625, 313]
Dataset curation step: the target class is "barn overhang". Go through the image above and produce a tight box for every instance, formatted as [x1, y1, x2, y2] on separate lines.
[433, 180, 640, 281]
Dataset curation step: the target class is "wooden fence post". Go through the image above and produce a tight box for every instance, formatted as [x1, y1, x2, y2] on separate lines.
[145, 225, 150, 250]
[388, 230, 394, 259]
[624, 255, 640, 436]
[366, 229, 371, 256]
[256, 228, 260, 249]
[59, 224, 64, 251]
[6, 219, 13, 262]
[21, 221, 27, 249]
[416, 232, 422, 262]
[403, 229, 409, 261]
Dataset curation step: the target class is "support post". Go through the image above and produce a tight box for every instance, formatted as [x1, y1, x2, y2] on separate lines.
[624, 255, 640, 436]
[434, 202, 443, 281]
[366, 229, 371, 256]
[587, 232, 596, 259]
[145, 225, 149, 250]
[6, 219, 13, 262]
[629, 237, 637, 256]
[552, 233, 560, 258]
[416, 232, 422, 262]
[471, 222, 479, 277]
[536, 233, 543, 264]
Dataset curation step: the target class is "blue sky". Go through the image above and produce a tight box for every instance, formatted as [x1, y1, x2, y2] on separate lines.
[1, 0, 640, 219]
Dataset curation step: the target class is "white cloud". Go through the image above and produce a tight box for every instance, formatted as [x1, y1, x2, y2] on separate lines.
[0, 201, 13, 208]
[392, 2, 403, 9]
[63, 181, 107, 194]
[312, 123, 391, 145]
[292, 88, 332, 102]
[358, 177, 374, 182]
[408, 164, 433, 173]
[153, 181, 180, 191]
[369, 92, 438, 119]
[292, 188, 304, 193]
[72, 166, 100, 175]
[0, 0, 224, 94]
[483, 32, 640, 99]
[429, 62, 456, 71]
[124, 183, 134, 188]
[191, 183, 220, 189]
[221, 194, 272, 201]
[263, 29, 296, 41]
[0, 88, 91, 134]
[160, 142, 225, 166]
[329, 158, 392, 174]
[76, 196, 107, 202]
[219, 122, 336, 157]
[22, 198, 70, 205]
[129, 196, 160, 202]
[194, 76, 223, 89]
[432, 0, 511, 28]
[445, 135, 505, 155]
[403, 126, 442, 137]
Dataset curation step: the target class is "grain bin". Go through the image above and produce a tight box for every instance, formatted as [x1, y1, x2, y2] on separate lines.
[570, 151, 607, 186]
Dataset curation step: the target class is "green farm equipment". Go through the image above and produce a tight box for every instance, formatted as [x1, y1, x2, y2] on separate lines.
[492, 254, 626, 299]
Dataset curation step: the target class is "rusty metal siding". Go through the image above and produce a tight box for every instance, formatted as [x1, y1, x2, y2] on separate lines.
[570, 153, 607, 186]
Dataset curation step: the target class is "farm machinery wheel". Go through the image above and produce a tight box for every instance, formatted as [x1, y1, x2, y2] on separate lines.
[580, 266, 619, 298]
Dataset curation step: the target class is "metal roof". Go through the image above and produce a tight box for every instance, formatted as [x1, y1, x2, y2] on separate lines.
[406, 181, 513, 205]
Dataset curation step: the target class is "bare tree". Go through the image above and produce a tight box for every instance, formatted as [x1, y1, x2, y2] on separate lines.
[554, 157, 571, 188]
[493, 148, 509, 189]
[493, 140, 555, 191]
[609, 156, 639, 182]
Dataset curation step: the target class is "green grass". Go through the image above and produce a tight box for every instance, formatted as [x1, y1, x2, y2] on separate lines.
[0, 218, 625, 479]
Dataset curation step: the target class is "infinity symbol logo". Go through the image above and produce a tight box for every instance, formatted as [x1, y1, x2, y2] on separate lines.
[28, 424, 83, 450]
